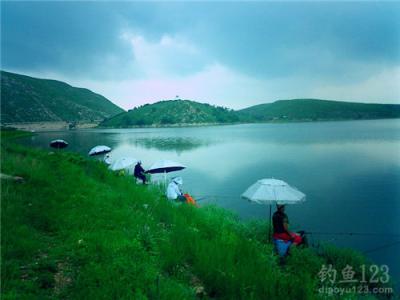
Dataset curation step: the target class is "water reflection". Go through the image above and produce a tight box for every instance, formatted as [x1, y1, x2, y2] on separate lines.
[133, 137, 214, 154]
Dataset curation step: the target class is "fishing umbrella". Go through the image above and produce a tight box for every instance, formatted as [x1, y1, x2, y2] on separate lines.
[241, 178, 306, 241]
[88, 145, 111, 156]
[146, 159, 186, 184]
[50, 139, 68, 149]
[109, 157, 137, 174]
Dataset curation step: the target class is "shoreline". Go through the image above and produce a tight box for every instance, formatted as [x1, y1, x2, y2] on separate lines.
[3, 117, 399, 132]
[2, 121, 100, 132]
[98, 116, 400, 129]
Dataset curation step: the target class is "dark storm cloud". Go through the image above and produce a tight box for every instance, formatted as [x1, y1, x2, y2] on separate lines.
[2, 2, 135, 79]
[1, 1, 399, 107]
[2, 2, 399, 80]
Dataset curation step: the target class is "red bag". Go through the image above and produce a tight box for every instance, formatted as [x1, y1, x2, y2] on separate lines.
[184, 193, 199, 207]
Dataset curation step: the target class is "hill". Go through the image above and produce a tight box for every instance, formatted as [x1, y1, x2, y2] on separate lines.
[238, 99, 400, 122]
[100, 98, 400, 128]
[100, 99, 239, 127]
[0, 71, 124, 123]
[4, 69, 397, 127]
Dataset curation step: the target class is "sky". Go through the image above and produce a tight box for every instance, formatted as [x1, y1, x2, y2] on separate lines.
[1, 1, 400, 110]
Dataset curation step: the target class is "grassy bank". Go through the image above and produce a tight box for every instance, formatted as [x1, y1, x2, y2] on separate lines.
[0, 128, 34, 140]
[1, 134, 394, 299]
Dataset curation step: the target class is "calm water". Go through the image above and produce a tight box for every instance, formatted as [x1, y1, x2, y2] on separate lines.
[19, 119, 400, 286]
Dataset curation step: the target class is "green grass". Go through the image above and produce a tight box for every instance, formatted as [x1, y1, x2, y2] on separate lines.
[0, 128, 34, 140]
[1, 137, 394, 299]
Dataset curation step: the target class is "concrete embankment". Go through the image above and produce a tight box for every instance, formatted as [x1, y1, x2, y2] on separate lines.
[3, 121, 100, 131]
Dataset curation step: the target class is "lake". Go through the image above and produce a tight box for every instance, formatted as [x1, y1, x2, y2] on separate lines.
[19, 119, 400, 286]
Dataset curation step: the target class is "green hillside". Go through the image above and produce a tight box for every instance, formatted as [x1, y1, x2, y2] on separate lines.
[1, 132, 393, 299]
[1, 71, 124, 123]
[100, 100, 239, 127]
[238, 99, 400, 122]
[3, 70, 398, 127]
[100, 98, 400, 128]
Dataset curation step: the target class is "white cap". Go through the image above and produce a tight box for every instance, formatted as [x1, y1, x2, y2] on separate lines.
[172, 177, 183, 185]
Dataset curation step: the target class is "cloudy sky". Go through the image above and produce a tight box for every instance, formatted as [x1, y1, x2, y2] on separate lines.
[2, 1, 400, 110]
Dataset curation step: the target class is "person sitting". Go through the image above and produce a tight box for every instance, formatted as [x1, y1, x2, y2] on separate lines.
[166, 177, 186, 202]
[134, 161, 147, 184]
[272, 204, 305, 256]
[104, 154, 112, 165]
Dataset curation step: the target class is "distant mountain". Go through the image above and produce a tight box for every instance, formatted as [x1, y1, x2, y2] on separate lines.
[99, 99, 239, 127]
[100, 98, 400, 128]
[238, 99, 400, 122]
[1, 71, 124, 123]
[5, 70, 397, 127]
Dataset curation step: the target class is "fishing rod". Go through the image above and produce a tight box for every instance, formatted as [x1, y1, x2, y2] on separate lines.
[307, 237, 400, 254]
[305, 231, 400, 238]
[192, 195, 239, 202]
[195, 195, 238, 199]
[306, 232, 400, 254]
[363, 240, 400, 254]
[194, 195, 397, 206]
[194, 197, 210, 202]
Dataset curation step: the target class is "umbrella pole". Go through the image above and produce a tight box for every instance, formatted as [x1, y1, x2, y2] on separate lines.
[268, 204, 272, 243]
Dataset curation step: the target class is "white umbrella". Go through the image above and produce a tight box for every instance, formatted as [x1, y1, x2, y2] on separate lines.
[241, 179, 305, 205]
[109, 157, 137, 174]
[88, 145, 111, 156]
[146, 159, 186, 184]
[241, 178, 306, 241]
